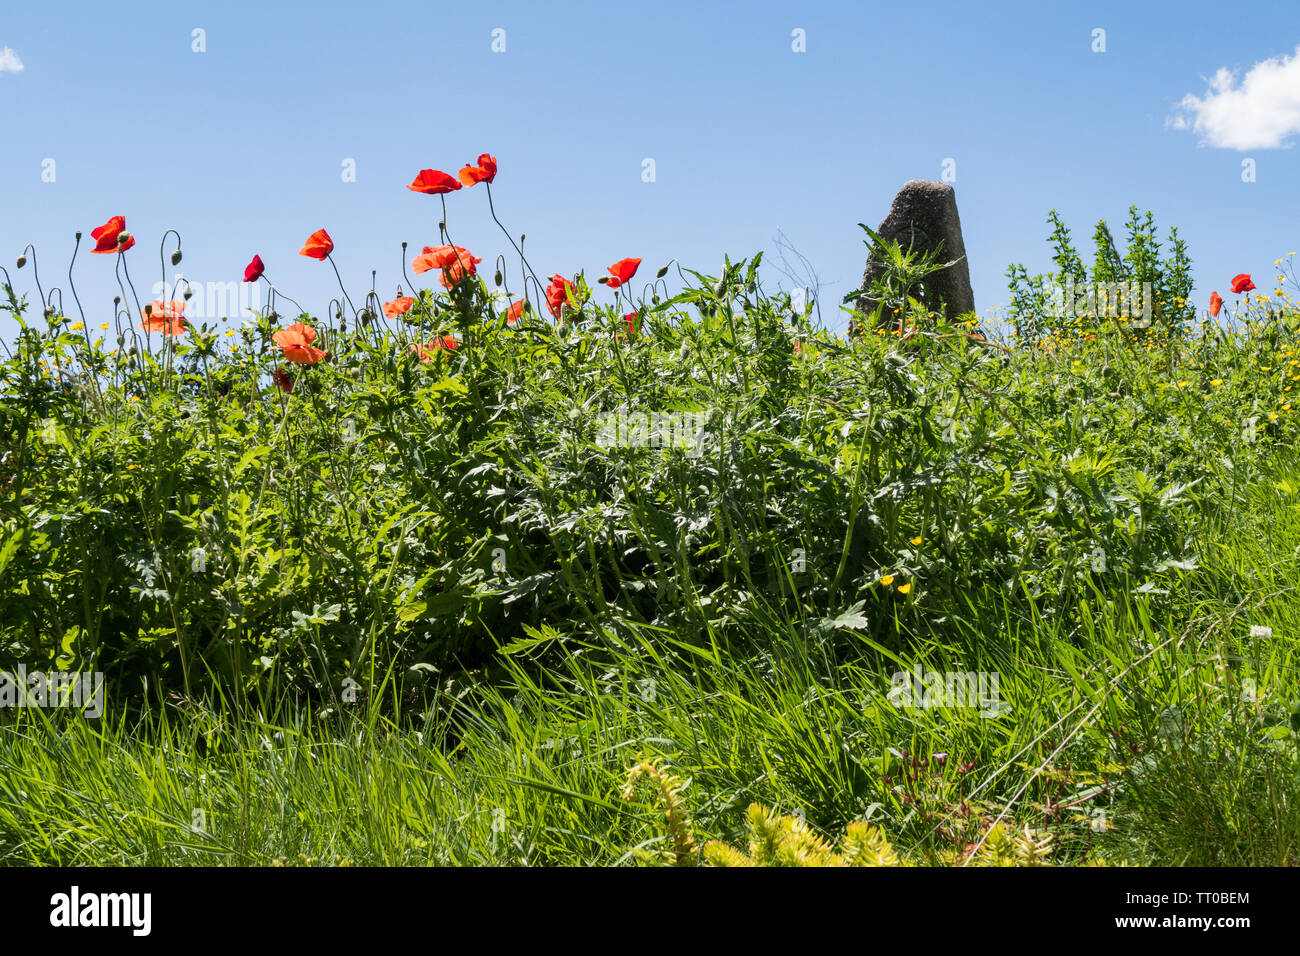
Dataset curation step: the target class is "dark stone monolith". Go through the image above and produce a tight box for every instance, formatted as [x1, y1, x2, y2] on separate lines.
[853, 180, 975, 334]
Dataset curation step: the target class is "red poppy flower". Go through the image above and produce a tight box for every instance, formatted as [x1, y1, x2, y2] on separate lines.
[605, 257, 641, 290]
[457, 154, 498, 187]
[623, 311, 641, 336]
[1209, 291, 1223, 317]
[139, 300, 187, 335]
[439, 257, 481, 290]
[299, 229, 334, 260]
[546, 274, 577, 318]
[407, 169, 463, 195]
[244, 255, 265, 282]
[504, 299, 526, 324]
[1230, 274, 1255, 294]
[412, 244, 479, 276]
[410, 336, 459, 361]
[273, 367, 295, 393]
[90, 215, 135, 254]
[272, 322, 327, 364]
[383, 296, 415, 319]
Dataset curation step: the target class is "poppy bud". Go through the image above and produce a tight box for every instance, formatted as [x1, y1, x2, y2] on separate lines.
[16, 255, 26, 269]
[183, 289, 193, 300]
[339, 317, 347, 331]
[144, 304, 153, 316]
[117, 231, 131, 246]
[171, 250, 183, 266]
[656, 264, 669, 279]
[652, 294, 660, 306]
[713, 278, 726, 297]
[114, 296, 121, 306]
[493, 270, 503, 287]
[438, 221, 446, 232]
[597, 276, 608, 285]
[127, 345, 138, 356]
[116, 334, 125, 346]
[43, 306, 55, 319]
[75, 232, 82, 241]
[360, 308, 375, 325]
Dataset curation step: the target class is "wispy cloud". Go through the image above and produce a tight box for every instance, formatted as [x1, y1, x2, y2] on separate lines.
[1168, 45, 1300, 149]
[0, 46, 23, 74]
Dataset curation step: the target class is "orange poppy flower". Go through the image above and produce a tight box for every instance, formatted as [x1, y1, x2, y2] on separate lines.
[139, 300, 187, 335]
[1230, 274, 1255, 294]
[410, 336, 459, 361]
[411, 244, 479, 276]
[605, 257, 641, 289]
[439, 257, 481, 290]
[457, 154, 498, 187]
[272, 322, 327, 364]
[407, 169, 462, 195]
[299, 229, 334, 260]
[1210, 291, 1223, 317]
[91, 215, 135, 254]
[383, 296, 415, 319]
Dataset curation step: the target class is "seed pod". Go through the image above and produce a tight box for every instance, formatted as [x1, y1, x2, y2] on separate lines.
[144, 303, 153, 316]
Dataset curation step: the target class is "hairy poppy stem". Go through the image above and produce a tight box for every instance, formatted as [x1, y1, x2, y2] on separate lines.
[115, 253, 147, 390]
[20, 244, 45, 313]
[326, 254, 359, 321]
[484, 185, 544, 297]
[66, 233, 96, 371]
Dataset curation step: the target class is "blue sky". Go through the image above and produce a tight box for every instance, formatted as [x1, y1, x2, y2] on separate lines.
[1, 0, 1298, 341]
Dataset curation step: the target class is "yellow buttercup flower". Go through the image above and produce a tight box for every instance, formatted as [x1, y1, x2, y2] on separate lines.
[911, 535, 923, 546]
[879, 574, 895, 587]
[897, 583, 912, 595]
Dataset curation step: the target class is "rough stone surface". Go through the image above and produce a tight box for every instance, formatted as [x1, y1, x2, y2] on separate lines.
[853, 180, 975, 333]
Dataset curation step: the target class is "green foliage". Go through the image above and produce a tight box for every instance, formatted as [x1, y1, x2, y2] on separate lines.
[1007, 207, 1196, 344]
[3, 231, 1300, 868]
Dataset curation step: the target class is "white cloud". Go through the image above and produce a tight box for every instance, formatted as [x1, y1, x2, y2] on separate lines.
[0, 47, 22, 73]
[1169, 45, 1300, 149]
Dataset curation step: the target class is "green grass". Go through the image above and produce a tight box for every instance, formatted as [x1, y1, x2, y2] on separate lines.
[3, 445, 1299, 866]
